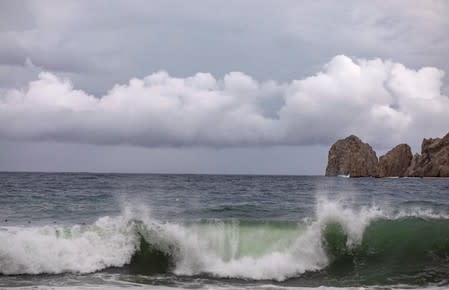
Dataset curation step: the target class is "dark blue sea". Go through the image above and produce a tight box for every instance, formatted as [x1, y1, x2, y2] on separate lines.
[1, 172, 449, 289]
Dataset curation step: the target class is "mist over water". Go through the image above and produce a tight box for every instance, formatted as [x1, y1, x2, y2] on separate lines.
[1, 173, 449, 289]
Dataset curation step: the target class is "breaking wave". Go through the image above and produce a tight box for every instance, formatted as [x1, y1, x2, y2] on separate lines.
[2, 199, 449, 283]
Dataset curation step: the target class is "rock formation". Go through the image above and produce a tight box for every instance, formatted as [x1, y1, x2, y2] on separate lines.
[405, 132, 449, 177]
[325, 135, 378, 177]
[377, 144, 412, 177]
[326, 132, 449, 177]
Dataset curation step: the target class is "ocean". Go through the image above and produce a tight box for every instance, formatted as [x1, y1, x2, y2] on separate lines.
[1, 172, 449, 290]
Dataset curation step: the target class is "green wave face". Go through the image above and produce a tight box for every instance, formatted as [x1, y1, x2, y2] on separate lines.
[129, 233, 174, 274]
[129, 217, 449, 285]
[184, 220, 303, 261]
[129, 220, 305, 275]
[323, 218, 449, 285]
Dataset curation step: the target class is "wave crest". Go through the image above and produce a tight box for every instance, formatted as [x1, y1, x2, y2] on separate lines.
[2, 199, 449, 282]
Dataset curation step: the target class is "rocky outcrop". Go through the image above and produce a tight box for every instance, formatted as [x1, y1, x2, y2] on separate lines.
[405, 132, 449, 177]
[377, 144, 412, 177]
[326, 132, 449, 178]
[325, 135, 378, 177]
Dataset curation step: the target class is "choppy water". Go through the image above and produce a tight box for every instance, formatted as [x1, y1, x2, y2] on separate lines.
[1, 172, 449, 289]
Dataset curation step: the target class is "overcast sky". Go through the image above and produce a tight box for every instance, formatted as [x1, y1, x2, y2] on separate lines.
[1, 0, 448, 174]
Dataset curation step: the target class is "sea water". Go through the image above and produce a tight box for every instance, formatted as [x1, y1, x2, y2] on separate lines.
[1, 172, 449, 289]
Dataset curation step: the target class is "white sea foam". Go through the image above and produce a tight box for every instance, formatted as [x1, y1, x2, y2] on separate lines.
[337, 174, 350, 178]
[0, 214, 139, 275]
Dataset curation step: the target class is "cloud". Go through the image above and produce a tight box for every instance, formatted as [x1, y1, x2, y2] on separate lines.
[1, 1, 448, 97]
[0, 55, 448, 150]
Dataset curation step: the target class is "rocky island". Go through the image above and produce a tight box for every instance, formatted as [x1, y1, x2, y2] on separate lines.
[325, 132, 449, 177]
[325, 135, 378, 177]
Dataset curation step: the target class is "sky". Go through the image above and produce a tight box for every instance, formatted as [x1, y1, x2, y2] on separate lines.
[0, 0, 449, 175]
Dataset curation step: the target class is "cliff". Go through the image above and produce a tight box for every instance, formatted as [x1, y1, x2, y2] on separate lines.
[325, 135, 378, 177]
[405, 132, 449, 177]
[326, 132, 449, 177]
[377, 144, 412, 177]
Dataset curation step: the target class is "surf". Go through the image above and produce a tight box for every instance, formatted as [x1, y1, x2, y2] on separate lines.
[2, 199, 449, 285]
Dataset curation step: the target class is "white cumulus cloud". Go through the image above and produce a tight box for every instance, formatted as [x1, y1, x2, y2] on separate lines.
[1, 55, 448, 150]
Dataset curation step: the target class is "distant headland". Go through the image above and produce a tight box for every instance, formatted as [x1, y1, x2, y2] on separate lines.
[325, 132, 449, 177]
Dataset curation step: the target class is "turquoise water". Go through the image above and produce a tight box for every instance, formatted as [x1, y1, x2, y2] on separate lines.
[1, 173, 449, 289]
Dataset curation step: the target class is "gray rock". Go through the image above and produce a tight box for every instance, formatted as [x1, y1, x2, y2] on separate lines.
[377, 144, 412, 177]
[325, 135, 378, 177]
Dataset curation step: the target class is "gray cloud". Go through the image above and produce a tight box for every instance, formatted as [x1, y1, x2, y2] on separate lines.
[1, 1, 448, 94]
